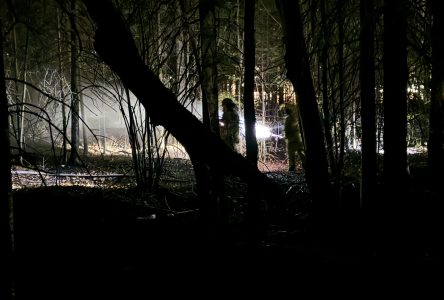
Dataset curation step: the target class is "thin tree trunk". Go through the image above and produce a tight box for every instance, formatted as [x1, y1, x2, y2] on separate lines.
[383, 0, 409, 195]
[243, 0, 264, 242]
[68, 0, 80, 165]
[337, 0, 345, 189]
[79, 72, 88, 156]
[320, 0, 336, 176]
[381, 0, 410, 262]
[237, 0, 243, 104]
[122, 87, 142, 186]
[199, 0, 227, 232]
[0, 19, 14, 300]
[11, 13, 20, 159]
[11, 15, 29, 165]
[360, 0, 377, 209]
[102, 114, 106, 154]
[19, 31, 29, 164]
[243, 0, 258, 166]
[199, 0, 219, 134]
[57, 8, 68, 164]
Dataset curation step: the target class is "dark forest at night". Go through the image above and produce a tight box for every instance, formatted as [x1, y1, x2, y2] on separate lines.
[1, 0, 444, 297]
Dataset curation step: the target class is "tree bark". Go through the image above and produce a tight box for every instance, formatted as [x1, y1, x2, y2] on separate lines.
[0, 18, 14, 300]
[336, 0, 346, 191]
[320, 0, 336, 178]
[56, 7, 68, 164]
[199, 0, 228, 231]
[383, 0, 409, 197]
[79, 0, 282, 216]
[428, 0, 444, 192]
[359, 0, 377, 209]
[243, 0, 258, 166]
[381, 0, 410, 262]
[275, 0, 331, 214]
[68, 0, 81, 165]
[243, 0, 264, 242]
[199, 0, 219, 134]
[79, 71, 88, 156]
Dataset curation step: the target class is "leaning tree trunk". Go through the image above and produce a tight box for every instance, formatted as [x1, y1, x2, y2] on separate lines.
[275, 0, 331, 215]
[0, 19, 14, 300]
[80, 0, 283, 231]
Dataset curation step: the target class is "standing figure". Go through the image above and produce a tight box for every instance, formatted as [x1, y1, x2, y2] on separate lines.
[220, 98, 240, 151]
[284, 103, 305, 171]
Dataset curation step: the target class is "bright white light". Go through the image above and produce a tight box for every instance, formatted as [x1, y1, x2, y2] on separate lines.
[255, 123, 273, 139]
[219, 111, 281, 141]
[239, 119, 278, 140]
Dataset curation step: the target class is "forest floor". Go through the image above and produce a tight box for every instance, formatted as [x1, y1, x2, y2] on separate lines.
[9, 152, 444, 297]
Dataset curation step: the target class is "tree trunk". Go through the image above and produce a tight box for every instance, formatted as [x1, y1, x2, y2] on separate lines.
[18, 31, 29, 165]
[383, 0, 409, 197]
[243, 0, 264, 242]
[11, 13, 21, 163]
[79, 72, 88, 156]
[11, 15, 29, 165]
[237, 0, 243, 104]
[199, 0, 219, 134]
[0, 19, 14, 300]
[336, 0, 345, 192]
[199, 0, 228, 232]
[381, 0, 410, 262]
[68, 0, 81, 165]
[275, 0, 331, 215]
[57, 7, 68, 164]
[428, 0, 444, 192]
[80, 0, 283, 237]
[360, 0, 377, 209]
[243, 0, 258, 166]
[320, 0, 336, 177]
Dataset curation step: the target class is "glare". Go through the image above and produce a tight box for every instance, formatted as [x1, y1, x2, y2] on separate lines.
[219, 111, 280, 141]
[255, 123, 273, 139]
[239, 120, 279, 140]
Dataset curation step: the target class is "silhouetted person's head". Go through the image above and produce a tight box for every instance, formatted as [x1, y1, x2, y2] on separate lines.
[222, 98, 236, 110]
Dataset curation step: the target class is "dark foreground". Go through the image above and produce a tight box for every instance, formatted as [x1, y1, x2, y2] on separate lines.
[10, 173, 444, 298]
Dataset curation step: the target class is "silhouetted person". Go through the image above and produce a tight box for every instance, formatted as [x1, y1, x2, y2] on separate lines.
[220, 98, 240, 151]
[284, 103, 305, 171]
